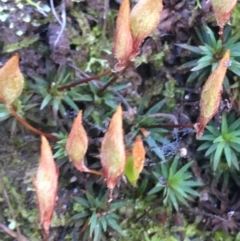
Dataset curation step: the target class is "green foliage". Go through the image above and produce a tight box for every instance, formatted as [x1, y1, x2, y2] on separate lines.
[28, 64, 79, 120]
[124, 155, 136, 186]
[1, 175, 40, 240]
[69, 8, 112, 72]
[3, 1, 240, 239]
[211, 162, 240, 191]
[132, 98, 172, 161]
[197, 112, 240, 170]
[232, 4, 240, 35]
[178, 25, 240, 86]
[162, 79, 184, 111]
[195, 0, 201, 9]
[53, 132, 68, 159]
[72, 185, 124, 241]
[3, 37, 38, 53]
[0, 94, 39, 134]
[148, 156, 202, 211]
[119, 220, 179, 241]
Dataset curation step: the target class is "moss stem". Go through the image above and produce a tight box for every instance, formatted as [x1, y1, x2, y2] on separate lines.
[8, 106, 58, 141]
[98, 62, 131, 96]
[58, 69, 112, 91]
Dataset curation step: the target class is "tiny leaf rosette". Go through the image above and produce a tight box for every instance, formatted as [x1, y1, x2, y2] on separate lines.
[33, 136, 59, 239]
[125, 136, 145, 186]
[66, 110, 89, 172]
[195, 49, 231, 138]
[0, 54, 24, 106]
[101, 105, 126, 189]
[211, 0, 237, 33]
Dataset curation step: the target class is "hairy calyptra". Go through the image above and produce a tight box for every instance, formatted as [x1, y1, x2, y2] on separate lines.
[195, 49, 231, 138]
[0, 54, 24, 106]
[211, 0, 237, 34]
[33, 136, 59, 240]
[113, 0, 133, 71]
[130, 0, 162, 55]
[66, 110, 89, 172]
[113, 0, 163, 71]
[101, 105, 126, 190]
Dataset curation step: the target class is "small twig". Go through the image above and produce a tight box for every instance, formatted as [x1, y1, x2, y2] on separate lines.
[219, 27, 224, 45]
[50, 0, 62, 25]
[0, 223, 29, 241]
[107, 188, 113, 210]
[84, 119, 106, 132]
[182, 208, 229, 223]
[67, 62, 89, 78]
[141, 113, 192, 137]
[7, 106, 58, 141]
[66, 62, 133, 110]
[86, 169, 103, 176]
[144, 113, 178, 125]
[135, 192, 167, 222]
[98, 62, 131, 96]
[112, 90, 132, 111]
[140, 123, 194, 129]
[57, 69, 112, 91]
[54, 1, 66, 47]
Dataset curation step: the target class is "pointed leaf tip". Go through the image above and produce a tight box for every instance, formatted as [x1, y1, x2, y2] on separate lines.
[101, 105, 126, 189]
[113, 0, 133, 72]
[0, 54, 24, 106]
[211, 0, 237, 32]
[34, 136, 58, 239]
[130, 0, 163, 54]
[66, 110, 89, 172]
[112, 0, 163, 71]
[195, 49, 231, 138]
